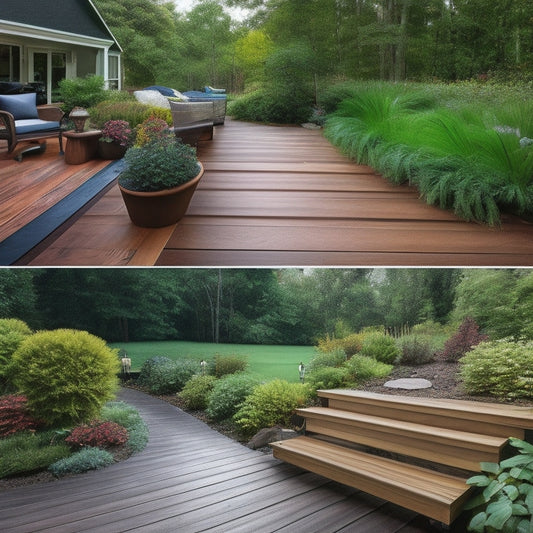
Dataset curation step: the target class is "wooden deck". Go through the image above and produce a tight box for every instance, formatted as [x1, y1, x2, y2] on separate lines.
[0, 388, 436, 533]
[2, 120, 533, 266]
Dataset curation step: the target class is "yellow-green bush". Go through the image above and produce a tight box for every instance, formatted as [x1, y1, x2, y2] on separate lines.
[10, 329, 119, 427]
[233, 379, 311, 438]
[179, 375, 217, 410]
[460, 340, 533, 399]
[0, 319, 32, 389]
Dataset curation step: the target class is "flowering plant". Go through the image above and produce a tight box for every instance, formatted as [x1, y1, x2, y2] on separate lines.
[134, 116, 171, 147]
[99, 119, 133, 147]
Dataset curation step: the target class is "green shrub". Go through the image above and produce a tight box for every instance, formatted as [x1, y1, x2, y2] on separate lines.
[359, 333, 400, 364]
[0, 318, 32, 391]
[397, 335, 435, 365]
[460, 340, 533, 399]
[0, 431, 70, 478]
[58, 75, 107, 114]
[307, 349, 346, 372]
[100, 401, 148, 453]
[10, 329, 119, 427]
[343, 355, 393, 384]
[307, 366, 348, 391]
[233, 379, 311, 438]
[140, 358, 198, 395]
[137, 356, 172, 388]
[89, 100, 172, 129]
[211, 354, 248, 378]
[206, 373, 260, 422]
[48, 446, 114, 477]
[179, 375, 217, 410]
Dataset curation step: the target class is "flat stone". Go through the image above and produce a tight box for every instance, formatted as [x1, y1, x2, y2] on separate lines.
[384, 378, 432, 390]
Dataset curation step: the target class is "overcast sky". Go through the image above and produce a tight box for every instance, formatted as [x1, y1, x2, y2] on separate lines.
[172, 0, 249, 20]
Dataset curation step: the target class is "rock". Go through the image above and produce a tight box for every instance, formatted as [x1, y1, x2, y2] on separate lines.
[384, 378, 433, 390]
[247, 426, 298, 449]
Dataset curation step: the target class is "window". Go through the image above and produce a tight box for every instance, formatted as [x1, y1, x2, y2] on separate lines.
[0, 44, 20, 81]
[108, 54, 120, 90]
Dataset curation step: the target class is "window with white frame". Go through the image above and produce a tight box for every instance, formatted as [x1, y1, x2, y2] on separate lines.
[108, 54, 120, 89]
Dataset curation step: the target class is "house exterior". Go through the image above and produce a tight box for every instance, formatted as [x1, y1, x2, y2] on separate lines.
[0, 0, 122, 103]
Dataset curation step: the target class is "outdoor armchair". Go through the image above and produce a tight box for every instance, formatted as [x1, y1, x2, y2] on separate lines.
[0, 92, 64, 159]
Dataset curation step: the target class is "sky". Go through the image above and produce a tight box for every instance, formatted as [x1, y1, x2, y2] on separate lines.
[172, 0, 249, 20]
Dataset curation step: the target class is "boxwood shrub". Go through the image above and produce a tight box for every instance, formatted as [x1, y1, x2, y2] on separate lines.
[233, 379, 311, 438]
[460, 340, 533, 399]
[10, 329, 119, 427]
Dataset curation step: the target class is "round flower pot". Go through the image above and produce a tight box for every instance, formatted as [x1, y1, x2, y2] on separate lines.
[118, 163, 204, 228]
[98, 141, 127, 160]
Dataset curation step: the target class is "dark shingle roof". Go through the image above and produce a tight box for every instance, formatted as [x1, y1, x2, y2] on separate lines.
[1, 0, 116, 44]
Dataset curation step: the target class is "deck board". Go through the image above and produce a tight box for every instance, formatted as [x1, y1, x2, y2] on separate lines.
[0, 388, 433, 533]
[3, 120, 533, 266]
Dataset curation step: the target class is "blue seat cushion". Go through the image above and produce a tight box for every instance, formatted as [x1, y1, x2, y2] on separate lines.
[15, 119, 61, 134]
[0, 93, 38, 120]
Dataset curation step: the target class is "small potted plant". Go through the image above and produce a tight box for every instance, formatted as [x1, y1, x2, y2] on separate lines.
[118, 117, 203, 227]
[98, 119, 132, 159]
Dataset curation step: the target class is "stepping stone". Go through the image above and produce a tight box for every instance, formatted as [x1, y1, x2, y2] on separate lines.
[384, 378, 432, 390]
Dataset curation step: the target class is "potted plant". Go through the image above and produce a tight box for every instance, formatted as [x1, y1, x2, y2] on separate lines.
[98, 119, 132, 159]
[118, 118, 203, 228]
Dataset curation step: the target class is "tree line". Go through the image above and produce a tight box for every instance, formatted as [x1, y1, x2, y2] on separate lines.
[0, 268, 530, 345]
[92, 0, 533, 92]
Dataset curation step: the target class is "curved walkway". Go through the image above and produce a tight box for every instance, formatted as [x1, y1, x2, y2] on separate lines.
[0, 388, 433, 532]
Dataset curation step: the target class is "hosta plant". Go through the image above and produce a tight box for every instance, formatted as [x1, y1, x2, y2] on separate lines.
[465, 438, 533, 532]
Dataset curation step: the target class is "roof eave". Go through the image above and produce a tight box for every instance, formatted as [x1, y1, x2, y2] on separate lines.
[0, 20, 117, 49]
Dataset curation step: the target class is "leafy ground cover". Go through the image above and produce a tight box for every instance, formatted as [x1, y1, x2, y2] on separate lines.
[112, 341, 315, 383]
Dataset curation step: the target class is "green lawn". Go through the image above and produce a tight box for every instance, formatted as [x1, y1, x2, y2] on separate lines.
[111, 341, 316, 383]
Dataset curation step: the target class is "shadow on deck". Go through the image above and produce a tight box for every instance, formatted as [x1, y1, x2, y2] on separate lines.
[0, 388, 436, 533]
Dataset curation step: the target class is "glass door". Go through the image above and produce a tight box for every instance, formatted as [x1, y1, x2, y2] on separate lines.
[29, 50, 66, 103]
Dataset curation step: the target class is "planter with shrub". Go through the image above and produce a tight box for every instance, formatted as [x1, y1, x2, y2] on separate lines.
[118, 117, 203, 227]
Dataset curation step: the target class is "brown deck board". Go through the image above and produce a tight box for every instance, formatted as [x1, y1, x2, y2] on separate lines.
[4, 120, 533, 266]
[0, 388, 433, 533]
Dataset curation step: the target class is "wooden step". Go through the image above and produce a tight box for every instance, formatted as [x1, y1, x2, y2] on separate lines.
[318, 390, 533, 438]
[270, 436, 472, 525]
[299, 406, 508, 471]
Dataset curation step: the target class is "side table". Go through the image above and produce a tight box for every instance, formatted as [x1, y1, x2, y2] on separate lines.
[64, 130, 102, 165]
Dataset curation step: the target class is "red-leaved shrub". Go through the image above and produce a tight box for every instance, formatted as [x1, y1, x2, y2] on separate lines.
[441, 317, 489, 362]
[0, 394, 41, 438]
[66, 420, 128, 449]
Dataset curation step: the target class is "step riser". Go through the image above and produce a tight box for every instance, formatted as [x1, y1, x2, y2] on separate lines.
[326, 398, 525, 438]
[272, 443, 468, 524]
[305, 418, 501, 471]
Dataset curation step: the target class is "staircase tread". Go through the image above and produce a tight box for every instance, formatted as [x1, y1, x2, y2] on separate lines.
[318, 390, 533, 425]
[270, 436, 470, 501]
[299, 406, 508, 450]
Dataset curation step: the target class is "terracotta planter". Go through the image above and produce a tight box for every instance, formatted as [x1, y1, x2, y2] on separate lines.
[98, 140, 127, 160]
[119, 163, 204, 228]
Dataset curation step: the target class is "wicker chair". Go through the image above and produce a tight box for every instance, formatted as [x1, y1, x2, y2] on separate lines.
[0, 93, 64, 160]
[169, 100, 215, 146]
